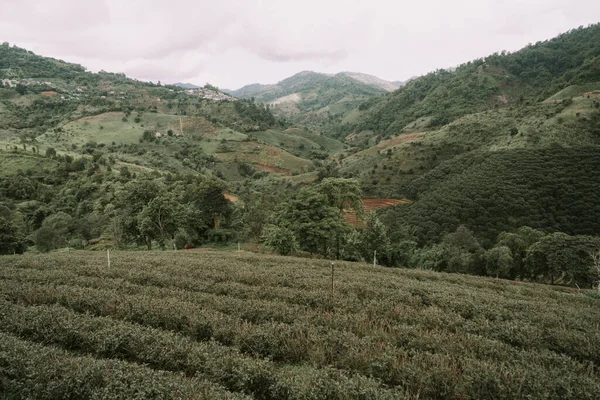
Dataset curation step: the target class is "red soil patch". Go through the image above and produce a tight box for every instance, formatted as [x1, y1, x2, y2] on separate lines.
[253, 163, 290, 175]
[352, 133, 424, 158]
[224, 193, 239, 203]
[267, 147, 284, 156]
[344, 198, 411, 226]
[376, 133, 423, 149]
[40, 91, 58, 96]
[583, 91, 600, 98]
[345, 132, 358, 142]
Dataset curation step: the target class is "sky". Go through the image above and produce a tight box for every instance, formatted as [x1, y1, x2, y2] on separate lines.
[0, 0, 599, 90]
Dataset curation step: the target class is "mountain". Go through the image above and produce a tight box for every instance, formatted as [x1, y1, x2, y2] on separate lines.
[337, 72, 399, 92]
[230, 71, 390, 130]
[391, 76, 418, 87]
[1, 25, 600, 280]
[336, 24, 600, 140]
[334, 23, 600, 246]
[172, 82, 202, 89]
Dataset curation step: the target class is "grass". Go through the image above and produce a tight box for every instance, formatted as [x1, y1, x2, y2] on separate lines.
[253, 129, 321, 158]
[545, 82, 600, 101]
[253, 128, 346, 159]
[0, 251, 598, 399]
[0, 151, 59, 176]
[215, 141, 313, 174]
[37, 112, 222, 152]
[285, 128, 346, 154]
[40, 111, 184, 147]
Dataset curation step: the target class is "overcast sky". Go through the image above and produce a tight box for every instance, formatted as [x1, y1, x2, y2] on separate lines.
[1, 0, 599, 90]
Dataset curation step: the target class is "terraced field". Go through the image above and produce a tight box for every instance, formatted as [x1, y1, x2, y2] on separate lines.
[0, 251, 598, 399]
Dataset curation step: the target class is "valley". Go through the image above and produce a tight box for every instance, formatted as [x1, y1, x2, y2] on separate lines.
[1, 24, 600, 287]
[1, 15, 600, 400]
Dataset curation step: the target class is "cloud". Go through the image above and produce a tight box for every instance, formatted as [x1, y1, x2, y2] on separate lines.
[0, 0, 599, 88]
[256, 49, 348, 63]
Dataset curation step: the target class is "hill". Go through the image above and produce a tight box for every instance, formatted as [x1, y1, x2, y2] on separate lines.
[334, 24, 600, 140]
[332, 24, 600, 247]
[0, 44, 321, 179]
[0, 251, 598, 399]
[1, 25, 599, 291]
[338, 71, 399, 92]
[172, 82, 202, 89]
[230, 71, 389, 130]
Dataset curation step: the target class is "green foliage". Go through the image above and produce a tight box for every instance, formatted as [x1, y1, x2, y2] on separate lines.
[485, 246, 514, 278]
[270, 188, 347, 256]
[33, 211, 73, 252]
[0, 332, 247, 399]
[384, 147, 600, 246]
[524, 232, 600, 287]
[262, 225, 299, 255]
[0, 216, 25, 254]
[338, 23, 600, 139]
[1, 251, 599, 399]
[137, 194, 183, 249]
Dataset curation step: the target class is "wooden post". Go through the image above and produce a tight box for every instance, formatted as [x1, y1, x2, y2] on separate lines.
[373, 250, 377, 266]
[107, 249, 111, 268]
[331, 262, 334, 297]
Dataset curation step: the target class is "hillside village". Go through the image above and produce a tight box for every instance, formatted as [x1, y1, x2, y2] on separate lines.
[185, 87, 237, 101]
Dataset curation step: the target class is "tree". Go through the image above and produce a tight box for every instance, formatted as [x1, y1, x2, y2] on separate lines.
[262, 225, 298, 256]
[317, 178, 363, 217]
[188, 179, 232, 229]
[411, 244, 445, 271]
[361, 213, 389, 264]
[525, 232, 600, 287]
[106, 216, 127, 249]
[45, 147, 57, 158]
[496, 226, 545, 279]
[441, 225, 485, 274]
[0, 216, 24, 254]
[33, 212, 72, 252]
[485, 246, 514, 278]
[271, 188, 346, 256]
[317, 178, 363, 257]
[242, 197, 274, 244]
[15, 83, 26, 95]
[138, 194, 183, 250]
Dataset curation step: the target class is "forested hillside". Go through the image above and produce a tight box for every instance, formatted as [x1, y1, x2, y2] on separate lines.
[335, 24, 600, 139]
[1, 25, 600, 290]
[231, 71, 387, 130]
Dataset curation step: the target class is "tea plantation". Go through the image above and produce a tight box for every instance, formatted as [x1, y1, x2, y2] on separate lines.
[0, 251, 599, 399]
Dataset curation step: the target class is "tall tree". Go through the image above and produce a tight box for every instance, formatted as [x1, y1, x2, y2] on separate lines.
[138, 194, 183, 250]
[271, 188, 346, 256]
[317, 178, 363, 258]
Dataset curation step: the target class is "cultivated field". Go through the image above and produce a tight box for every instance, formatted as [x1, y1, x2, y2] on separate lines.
[0, 251, 599, 399]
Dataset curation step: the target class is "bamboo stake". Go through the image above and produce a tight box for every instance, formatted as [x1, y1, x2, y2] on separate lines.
[331, 262, 334, 297]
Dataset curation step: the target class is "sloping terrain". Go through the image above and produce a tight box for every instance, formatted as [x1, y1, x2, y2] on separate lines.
[0, 251, 598, 399]
[334, 24, 600, 141]
[231, 71, 387, 129]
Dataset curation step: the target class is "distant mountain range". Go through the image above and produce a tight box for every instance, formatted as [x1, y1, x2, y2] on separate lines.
[227, 71, 407, 128]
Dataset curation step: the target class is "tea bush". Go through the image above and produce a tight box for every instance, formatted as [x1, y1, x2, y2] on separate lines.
[0, 251, 598, 399]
